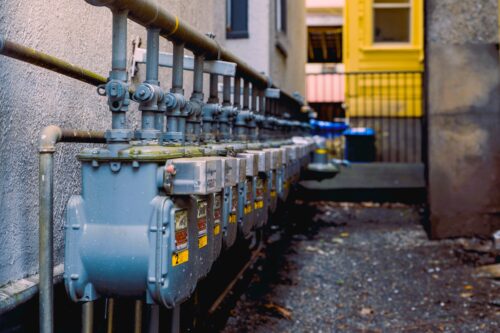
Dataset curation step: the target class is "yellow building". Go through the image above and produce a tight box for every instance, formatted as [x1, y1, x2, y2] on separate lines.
[343, 0, 424, 117]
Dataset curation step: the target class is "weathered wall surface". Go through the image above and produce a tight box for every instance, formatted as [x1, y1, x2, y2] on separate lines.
[270, 0, 307, 96]
[426, 0, 500, 238]
[0, 0, 224, 286]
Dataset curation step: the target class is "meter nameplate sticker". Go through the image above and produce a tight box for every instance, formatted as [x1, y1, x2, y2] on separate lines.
[197, 200, 208, 248]
[214, 194, 222, 235]
[172, 249, 189, 266]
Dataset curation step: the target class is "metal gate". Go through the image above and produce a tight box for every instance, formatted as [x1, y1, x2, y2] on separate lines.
[307, 71, 424, 163]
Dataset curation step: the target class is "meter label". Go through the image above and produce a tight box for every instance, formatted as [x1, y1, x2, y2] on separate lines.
[197, 200, 208, 248]
[174, 209, 188, 251]
[172, 249, 189, 266]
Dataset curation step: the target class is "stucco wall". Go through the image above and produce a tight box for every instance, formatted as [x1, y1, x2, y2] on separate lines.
[0, 0, 225, 286]
[426, 0, 500, 238]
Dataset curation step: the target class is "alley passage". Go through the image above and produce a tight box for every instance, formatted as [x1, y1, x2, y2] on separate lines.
[222, 203, 500, 333]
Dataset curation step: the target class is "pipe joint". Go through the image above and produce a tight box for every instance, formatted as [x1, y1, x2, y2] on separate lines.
[166, 92, 187, 114]
[97, 79, 130, 112]
[201, 103, 221, 123]
[39, 125, 62, 153]
[134, 83, 164, 112]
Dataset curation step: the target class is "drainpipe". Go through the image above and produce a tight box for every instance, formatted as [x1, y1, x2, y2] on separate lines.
[39, 126, 105, 333]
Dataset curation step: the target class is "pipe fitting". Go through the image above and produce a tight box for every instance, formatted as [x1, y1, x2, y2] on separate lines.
[39, 125, 62, 153]
[166, 92, 187, 110]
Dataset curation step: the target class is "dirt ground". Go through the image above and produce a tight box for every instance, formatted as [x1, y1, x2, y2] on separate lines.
[221, 202, 500, 333]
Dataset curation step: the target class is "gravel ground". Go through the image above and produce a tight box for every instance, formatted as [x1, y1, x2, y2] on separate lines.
[221, 202, 500, 333]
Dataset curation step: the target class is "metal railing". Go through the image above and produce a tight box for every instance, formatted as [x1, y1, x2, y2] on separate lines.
[307, 70, 424, 163]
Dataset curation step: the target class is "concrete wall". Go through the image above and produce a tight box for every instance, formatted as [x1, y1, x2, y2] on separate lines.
[270, 0, 307, 96]
[0, 0, 225, 287]
[426, 0, 500, 238]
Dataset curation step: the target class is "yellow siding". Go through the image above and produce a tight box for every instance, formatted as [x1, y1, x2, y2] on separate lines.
[343, 0, 424, 117]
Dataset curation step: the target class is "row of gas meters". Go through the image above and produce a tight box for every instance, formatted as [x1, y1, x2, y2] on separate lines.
[63, 137, 315, 308]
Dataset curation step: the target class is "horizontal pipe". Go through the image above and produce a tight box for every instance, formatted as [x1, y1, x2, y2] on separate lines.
[84, 0, 299, 105]
[0, 37, 136, 95]
[0, 37, 107, 87]
[0, 264, 64, 316]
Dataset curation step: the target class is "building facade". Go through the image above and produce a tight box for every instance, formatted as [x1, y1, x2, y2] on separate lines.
[225, 0, 307, 96]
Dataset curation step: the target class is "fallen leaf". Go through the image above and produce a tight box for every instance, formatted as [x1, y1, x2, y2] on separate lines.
[340, 232, 349, 238]
[360, 307, 374, 316]
[460, 292, 473, 298]
[264, 303, 292, 320]
[463, 284, 474, 290]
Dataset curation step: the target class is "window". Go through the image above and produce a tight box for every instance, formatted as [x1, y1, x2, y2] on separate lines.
[276, 0, 287, 34]
[226, 0, 249, 39]
[373, 0, 411, 43]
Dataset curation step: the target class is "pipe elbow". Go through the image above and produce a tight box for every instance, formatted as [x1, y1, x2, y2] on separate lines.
[39, 125, 62, 153]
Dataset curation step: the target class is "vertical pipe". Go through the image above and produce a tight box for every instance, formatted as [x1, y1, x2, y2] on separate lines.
[106, 298, 115, 333]
[110, 9, 128, 131]
[243, 80, 250, 109]
[143, 28, 160, 131]
[170, 306, 180, 333]
[209, 74, 219, 103]
[234, 77, 241, 108]
[223, 76, 231, 104]
[186, 54, 204, 142]
[193, 55, 204, 96]
[39, 153, 54, 333]
[82, 302, 94, 333]
[171, 43, 184, 93]
[134, 300, 143, 333]
[167, 42, 185, 138]
[146, 28, 160, 84]
[251, 85, 258, 112]
[148, 305, 160, 333]
[110, 9, 128, 81]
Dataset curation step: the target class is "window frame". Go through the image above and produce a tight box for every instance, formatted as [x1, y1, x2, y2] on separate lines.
[276, 0, 287, 34]
[372, 0, 412, 45]
[226, 0, 249, 39]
